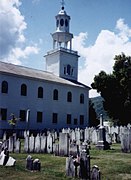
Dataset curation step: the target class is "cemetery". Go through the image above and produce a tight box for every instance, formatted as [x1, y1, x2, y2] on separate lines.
[0, 122, 131, 179]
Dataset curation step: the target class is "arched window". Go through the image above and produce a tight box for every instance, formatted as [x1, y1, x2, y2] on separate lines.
[60, 18, 64, 26]
[1, 81, 8, 93]
[67, 91, 72, 102]
[53, 89, 58, 100]
[80, 94, 84, 104]
[21, 84, 27, 96]
[38, 87, 43, 98]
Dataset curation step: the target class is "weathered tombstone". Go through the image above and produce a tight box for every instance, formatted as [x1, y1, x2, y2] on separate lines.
[8, 136, 14, 153]
[29, 134, 35, 153]
[47, 133, 53, 154]
[26, 155, 33, 171]
[0, 148, 16, 166]
[24, 135, 29, 153]
[3, 132, 7, 141]
[91, 165, 101, 180]
[33, 159, 41, 171]
[53, 143, 59, 156]
[69, 143, 79, 157]
[84, 127, 90, 141]
[66, 156, 75, 177]
[34, 134, 41, 153]
[92, 129, 98, 145]
[96, 114, 110, 150]
[14, 138, 21, 153]
[79, 150, 90, 179]
[59, 133, 69, 156]
[70, 130, 76, 142]
[40, 134, 47, 153]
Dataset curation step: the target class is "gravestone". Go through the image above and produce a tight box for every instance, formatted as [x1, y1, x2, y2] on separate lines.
[53, 143, 59, 156]
[24, 135, 29, 153]
[47, 133, 53, 154]
[91, 165, 101, 180]
[29, 134, 35, 153]
[84, 127, 90, 141]
[26, 155, 33, 171]
[14, 138, 21, 153]
[40, 134, 47, 153]
[33, 159, 41, 171]
[8, 136, 14, 153]
[59, 133, 69, 156]
[69, 143, 79, 157]
[96, 114, 110, 150]
[34, 134, 41, 153]
[79, 150, 90, 179]
[92, 129, 98, 145]
[66, 156, 75, 177]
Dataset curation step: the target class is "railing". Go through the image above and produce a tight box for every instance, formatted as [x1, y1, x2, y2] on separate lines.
[46, 47, 78, 55]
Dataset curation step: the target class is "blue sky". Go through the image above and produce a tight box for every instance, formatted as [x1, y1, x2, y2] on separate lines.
[0, 0, 131, 97]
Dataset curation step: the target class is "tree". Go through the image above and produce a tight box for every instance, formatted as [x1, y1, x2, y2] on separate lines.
[89, 100, 99, 127]
[91, 53, 131, 125]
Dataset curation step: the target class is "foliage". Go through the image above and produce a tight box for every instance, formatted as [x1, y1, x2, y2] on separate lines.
[91, 53, 131, 125]
[89, 100, 99, 127]
[8, 113, 20, 127]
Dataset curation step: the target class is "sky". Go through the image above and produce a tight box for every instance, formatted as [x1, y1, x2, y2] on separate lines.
[0, 0, 131, 97]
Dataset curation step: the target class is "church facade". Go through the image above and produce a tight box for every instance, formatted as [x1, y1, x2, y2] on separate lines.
[0, 4, 90, 137]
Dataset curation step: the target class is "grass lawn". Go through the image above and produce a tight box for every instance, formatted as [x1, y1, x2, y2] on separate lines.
[0, 144, 131, 180]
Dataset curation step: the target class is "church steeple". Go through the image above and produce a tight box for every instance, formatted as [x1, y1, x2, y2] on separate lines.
[45, 2, 79, 81]
[52, 1, 73, 50]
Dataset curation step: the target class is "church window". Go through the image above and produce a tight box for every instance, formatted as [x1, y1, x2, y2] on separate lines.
[65, 19, 68, 27]
[53, 89, 58, 100]
[37, 111, 42, 123]
[1, 81, 8, 93]
[67, 91, 72, 102]
[67, 64, 71, 75]
[60, 18, 64, 26]
[80, 115, 84, 125]
[0, 108, 7, 120]
[80, 94, 84, 104]
[38, 87, 43, 98]
[19, 110, 26, 121]
[74, 118, 77, 125]
[67, 114, 71, 124]
[21, 84, 27, 96]
[52, 113, 58, 124]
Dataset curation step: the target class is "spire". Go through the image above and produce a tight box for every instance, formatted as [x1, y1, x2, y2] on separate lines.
[61, 0, 65, 10]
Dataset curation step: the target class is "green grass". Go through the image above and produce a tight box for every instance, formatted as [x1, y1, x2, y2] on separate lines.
[0, 144, 131, 180]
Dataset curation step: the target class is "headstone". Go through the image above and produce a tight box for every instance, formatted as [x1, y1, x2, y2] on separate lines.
[24, 135, 29, 153]
[14, 138, 21, 153]
[92, 129, 98, 144]
[79, 151, 90, 179]
[26, 155, 33, 171]
[91, 165, 101, 180]
[29, 134, 35, 153]
[47, 133, 53, 154]
[34, 134, 41, 153]
[2, 132, 7, 141]
[69, 143, 79, 157]
[59, 133, 69, 156]
[40, 134, 47, 153]
[0, 148, 16, 166]
[8, 136, 14, 153]
[66, 156, 75, 177]
[33, 159, 41, 171]
[84, 127, 90, 141]
[53, 143, 59, 156]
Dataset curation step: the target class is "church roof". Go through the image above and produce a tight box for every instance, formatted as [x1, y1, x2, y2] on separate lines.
[0, 61, 90, 89]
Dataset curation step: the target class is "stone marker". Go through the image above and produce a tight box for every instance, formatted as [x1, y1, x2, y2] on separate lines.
[91, 165, 101, 180]
[59, 133, 69, 156]
[26, 155, 33, 171]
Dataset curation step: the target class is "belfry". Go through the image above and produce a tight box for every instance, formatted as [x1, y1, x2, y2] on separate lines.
[45, 1, 80, 81]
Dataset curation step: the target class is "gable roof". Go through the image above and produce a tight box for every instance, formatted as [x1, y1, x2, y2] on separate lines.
[0, 61, 90, 89]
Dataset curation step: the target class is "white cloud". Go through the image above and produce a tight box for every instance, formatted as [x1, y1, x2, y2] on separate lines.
[72, 19, 131, 97]
[0, 0, 39, 65]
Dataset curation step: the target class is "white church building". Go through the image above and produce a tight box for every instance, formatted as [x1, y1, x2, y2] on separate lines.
[0, 4, 90, 137]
